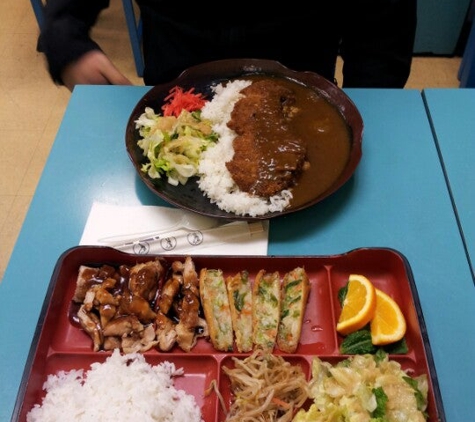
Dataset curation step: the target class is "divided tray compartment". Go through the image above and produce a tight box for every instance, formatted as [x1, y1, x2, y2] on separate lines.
[13, 246, 445, 421]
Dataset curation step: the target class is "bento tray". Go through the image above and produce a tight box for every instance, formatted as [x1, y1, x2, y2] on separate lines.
[13, 246, 445, 421]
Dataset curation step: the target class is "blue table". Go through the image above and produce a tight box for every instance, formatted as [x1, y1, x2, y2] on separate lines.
[0, 86, 474, 422]
[423, 88, 475, 281]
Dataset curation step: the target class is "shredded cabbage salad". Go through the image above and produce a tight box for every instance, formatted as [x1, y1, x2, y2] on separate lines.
[293, 351, 429, 422]
[135, 107, 218, 186]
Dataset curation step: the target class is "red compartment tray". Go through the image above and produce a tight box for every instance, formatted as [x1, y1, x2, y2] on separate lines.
[13, 246, 445, 421]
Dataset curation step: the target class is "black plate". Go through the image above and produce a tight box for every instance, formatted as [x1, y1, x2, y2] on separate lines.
[126, 59, 364, 221]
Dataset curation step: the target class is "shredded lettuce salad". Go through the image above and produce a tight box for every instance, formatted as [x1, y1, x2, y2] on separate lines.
[135, 107, 218, 186]
[293, 351, 429, 422]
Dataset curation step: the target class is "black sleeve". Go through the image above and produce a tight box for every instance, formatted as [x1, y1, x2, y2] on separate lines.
[340, 0, 417, 88]
[38, 0, 110, 84]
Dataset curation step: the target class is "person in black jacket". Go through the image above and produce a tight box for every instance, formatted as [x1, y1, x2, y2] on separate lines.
[38, 0, 417, 91]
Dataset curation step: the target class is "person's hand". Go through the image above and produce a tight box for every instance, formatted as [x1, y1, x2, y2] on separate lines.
[61, 50, 133, 91]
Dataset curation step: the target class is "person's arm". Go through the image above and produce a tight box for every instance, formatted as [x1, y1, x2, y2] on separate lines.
[38, 0, 131, 90]
[340, 0, 417, 88]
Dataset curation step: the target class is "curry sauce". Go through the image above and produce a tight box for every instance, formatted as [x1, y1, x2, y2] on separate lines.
[238, 75, 352, 209]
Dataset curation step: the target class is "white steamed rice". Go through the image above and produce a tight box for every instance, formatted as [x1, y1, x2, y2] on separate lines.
[27, 349, 203, 422]
[199, 80, 293, 217]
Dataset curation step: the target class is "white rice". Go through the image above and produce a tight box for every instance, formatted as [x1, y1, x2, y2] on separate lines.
[27, 349, 203, 422]
[199, 80, 292, 217]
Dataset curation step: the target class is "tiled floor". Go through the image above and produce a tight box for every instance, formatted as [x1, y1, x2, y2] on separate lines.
[0, 0, 465, 282]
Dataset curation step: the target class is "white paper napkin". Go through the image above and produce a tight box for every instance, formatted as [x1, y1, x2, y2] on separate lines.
[80, 202, 269, 255]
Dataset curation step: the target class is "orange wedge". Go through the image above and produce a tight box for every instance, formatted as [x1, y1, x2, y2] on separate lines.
[370, 288, 407, 345]
[336, 274, 377, 336]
